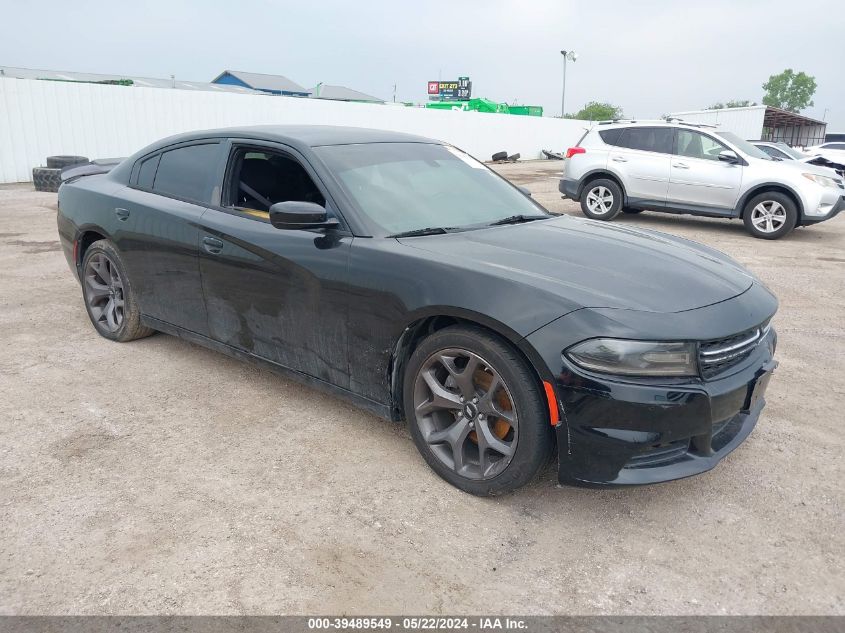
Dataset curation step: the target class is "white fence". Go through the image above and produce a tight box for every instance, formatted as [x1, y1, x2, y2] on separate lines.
[0, 77, 588, 184]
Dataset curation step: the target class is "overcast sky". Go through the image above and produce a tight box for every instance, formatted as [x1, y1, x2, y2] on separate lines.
[2, 0, 842, 129]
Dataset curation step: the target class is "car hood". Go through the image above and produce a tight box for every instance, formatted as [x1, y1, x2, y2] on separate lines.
[398, 216, 755, 313]
[748, 155, 837, 178]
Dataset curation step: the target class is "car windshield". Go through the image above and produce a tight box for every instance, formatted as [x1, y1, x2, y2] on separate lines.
[773, 143, 806, 160]
[716, 131, 772, 160]
[314, 142, 547, 235]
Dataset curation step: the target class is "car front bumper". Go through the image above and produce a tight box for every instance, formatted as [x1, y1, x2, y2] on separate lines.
[523, 286, 779, 487]
[553, 355, 777, 486]
[802, 194, 845, 225]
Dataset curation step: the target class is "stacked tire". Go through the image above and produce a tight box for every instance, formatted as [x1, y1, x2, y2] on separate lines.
[46, 155, 89, 169]
[33, 155, 89, 193]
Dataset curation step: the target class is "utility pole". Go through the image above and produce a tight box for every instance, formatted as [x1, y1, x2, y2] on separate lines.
[560, 49, 578, 117]
[393, 84, 397, 103]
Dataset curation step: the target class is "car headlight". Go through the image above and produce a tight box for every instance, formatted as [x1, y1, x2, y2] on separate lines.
[802, 172, 841, 189]
[565, 339, 698, 377]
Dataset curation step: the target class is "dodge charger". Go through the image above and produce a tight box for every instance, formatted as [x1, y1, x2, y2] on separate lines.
[57, 126, 778, 495]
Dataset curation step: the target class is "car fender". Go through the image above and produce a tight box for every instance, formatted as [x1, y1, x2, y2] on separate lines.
[387, 305, 565, 421]
[576, 167, 629, 204]
[734, 181, 806, 220]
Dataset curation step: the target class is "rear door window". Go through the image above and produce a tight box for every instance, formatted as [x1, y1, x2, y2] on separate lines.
[152, 143, 220, 203]
[616, 127, 673, 154]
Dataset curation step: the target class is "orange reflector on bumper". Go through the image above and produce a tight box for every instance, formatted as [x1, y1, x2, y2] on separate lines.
[543, 381, 560, 426]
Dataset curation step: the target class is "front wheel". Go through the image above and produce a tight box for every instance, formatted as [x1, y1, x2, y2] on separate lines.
[81, 240, 155, 342]
[580, 178, 623, 220]
[404, 326, 554, 496]
[742, 192, 797, 239]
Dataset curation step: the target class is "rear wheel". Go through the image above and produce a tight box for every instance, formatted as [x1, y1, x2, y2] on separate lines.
[742, 192, 797, 239]
[404, 325, 554, 496]
[81, 240, 154, 342]
[580, 178, 623, 220]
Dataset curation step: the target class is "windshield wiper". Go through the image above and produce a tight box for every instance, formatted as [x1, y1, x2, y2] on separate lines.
[388, 226, 454, 238]
[488, 214, 548, 226]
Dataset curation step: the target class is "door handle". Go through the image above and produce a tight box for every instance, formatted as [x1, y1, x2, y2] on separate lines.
[202, 236, 224, 254]
[673, 162, 690, 169]
[611, 156, 628, 162]
[115, 207, 130, 221]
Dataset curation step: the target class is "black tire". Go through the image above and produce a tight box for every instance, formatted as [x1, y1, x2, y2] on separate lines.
[81, 240, 155, 342]
[579, 178, 623, 220]
[742, 191, 797, 240]
[622, 207, 644, 214]
[404, 325, 554, 496]
[491, 151, 508, 162]
[32, 167, 62, 193]
[46, 155, 89, 169]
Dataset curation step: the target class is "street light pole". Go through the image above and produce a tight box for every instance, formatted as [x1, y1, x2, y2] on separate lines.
[560, 49, 578, 117]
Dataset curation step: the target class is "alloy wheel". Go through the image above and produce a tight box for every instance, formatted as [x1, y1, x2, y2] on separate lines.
[412, 348, 518, 480]
[83, 253, 125, 332]
[750, 201, 787, 233]
[586, 186, 614, 215]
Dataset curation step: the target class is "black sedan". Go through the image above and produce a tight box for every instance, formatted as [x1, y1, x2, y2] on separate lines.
[57, 126, 778, 495]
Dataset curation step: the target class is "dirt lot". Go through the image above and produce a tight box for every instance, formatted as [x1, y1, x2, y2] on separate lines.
[0, 161, 842, 615]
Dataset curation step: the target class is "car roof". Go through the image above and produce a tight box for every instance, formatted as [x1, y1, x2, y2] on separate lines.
[149, 125, 438, 151]
[591, 120, 718, 131]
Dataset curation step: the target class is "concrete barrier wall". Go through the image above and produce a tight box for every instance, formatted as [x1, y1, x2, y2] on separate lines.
[0, 77, 588, 183]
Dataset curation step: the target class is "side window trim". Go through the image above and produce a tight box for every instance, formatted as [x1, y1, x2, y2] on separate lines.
[136, 153, 161, 189]
[130, 152, 160, 185]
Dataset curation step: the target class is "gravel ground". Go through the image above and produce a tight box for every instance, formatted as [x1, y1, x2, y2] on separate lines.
[0, 162, 842, 615]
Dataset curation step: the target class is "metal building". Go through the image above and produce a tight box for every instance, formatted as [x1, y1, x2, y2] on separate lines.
[210, 70, 311, 97]
[668, 105, 827, 148]
[0, 65, 259, 95]
[308, 83, 383, 103]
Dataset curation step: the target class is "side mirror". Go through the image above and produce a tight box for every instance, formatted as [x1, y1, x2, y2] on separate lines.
[718, 150, 740, 164]
[518, 186, 533, 197]
[269, 201, 338, 230]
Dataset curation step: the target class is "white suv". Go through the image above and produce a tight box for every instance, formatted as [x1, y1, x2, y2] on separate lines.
[560, 120, 845, 239]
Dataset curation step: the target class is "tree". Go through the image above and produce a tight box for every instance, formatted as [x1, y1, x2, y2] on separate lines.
[706, 99, 757, 110]
[563, 101, 624, 121]
[762, 69, 816, 112]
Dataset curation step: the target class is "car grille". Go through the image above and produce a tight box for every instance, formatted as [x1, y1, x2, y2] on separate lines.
[699, 323, 769, 379]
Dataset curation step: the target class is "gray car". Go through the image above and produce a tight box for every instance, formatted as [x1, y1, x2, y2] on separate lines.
[560, 120, 845, 239]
